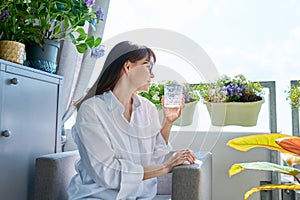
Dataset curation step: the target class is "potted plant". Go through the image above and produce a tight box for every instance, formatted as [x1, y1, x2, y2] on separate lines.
[24, 0, 105, 73]
[286, 81, 300, 109]
[195, 74, 264, 126]
[227, 133, 300, 200]
[0, 0, 40, 64]
[138, 81, 200, 126]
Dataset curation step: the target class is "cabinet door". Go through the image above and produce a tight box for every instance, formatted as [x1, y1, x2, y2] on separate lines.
[0, 71, 59, 200]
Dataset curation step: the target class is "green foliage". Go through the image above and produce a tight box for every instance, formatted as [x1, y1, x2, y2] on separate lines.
[0, 0, 104, 53]
[28, 0, 104, 53]
[227, 133, 300, 200]
[138, 81, 201, 109]
[0, 0, 41, 43]
[138, 82, 164, 109]
[286, 81, 300, 109]
[194, 74, 264, 103]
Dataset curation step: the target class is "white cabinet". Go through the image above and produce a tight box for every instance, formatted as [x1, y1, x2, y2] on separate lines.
[0, 59, 63, 200]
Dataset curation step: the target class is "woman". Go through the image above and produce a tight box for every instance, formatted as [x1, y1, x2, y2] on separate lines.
[68, 41, 196, 199]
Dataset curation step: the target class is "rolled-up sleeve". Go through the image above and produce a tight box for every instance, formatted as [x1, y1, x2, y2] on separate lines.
[148, 105, 173, 163]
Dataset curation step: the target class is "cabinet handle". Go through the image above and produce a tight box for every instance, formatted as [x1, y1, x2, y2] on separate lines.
[1, 130, 11, 137]
[10, 78, 19, 85]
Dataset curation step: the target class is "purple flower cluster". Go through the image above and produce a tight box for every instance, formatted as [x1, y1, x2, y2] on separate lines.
[183, 91, 190, 102]
[96, 7, 104, 20]
[0, 9, 9, 22]
[222, 82, 247, 98]
[84, 0, 95, 8]
[91, 45, 105, 58]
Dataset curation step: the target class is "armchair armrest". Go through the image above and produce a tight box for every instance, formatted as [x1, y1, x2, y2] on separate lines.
[172, 151, 212, 200]
[34, 150, 79, 200]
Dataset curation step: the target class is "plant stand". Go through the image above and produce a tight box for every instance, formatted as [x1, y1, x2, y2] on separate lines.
[204, 100, 264, 126]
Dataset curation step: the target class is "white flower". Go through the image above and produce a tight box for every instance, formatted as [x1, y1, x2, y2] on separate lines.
[152, 92, 160, 101]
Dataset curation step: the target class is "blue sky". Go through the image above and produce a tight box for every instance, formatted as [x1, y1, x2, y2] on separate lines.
[101, 0, 300, 133]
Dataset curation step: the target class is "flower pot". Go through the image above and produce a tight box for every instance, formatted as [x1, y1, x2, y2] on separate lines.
[173, 101, 198, 126]
[204, 100, 264, 126]
[24, 39, 60, 74]
[158, 101, 198, 126]
[0, 40, 26, 65]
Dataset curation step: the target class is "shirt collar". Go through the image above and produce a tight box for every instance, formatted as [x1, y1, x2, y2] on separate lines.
[102, 91, 141, 112]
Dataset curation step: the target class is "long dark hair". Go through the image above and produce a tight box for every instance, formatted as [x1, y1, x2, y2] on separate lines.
[75, 41, 156, 108]
[96, 43, 156, 94]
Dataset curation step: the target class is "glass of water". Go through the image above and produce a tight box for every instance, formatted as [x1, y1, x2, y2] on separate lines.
[164, 83, 183, 108]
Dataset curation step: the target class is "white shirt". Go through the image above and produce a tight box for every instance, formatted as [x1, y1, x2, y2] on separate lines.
[68, 91, 171, 200]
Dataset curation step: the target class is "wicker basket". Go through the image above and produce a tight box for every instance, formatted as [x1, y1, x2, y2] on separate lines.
[0, 40, 26, 65]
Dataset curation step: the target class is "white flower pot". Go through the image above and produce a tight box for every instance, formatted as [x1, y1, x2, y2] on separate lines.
[204, 100, 264, 127]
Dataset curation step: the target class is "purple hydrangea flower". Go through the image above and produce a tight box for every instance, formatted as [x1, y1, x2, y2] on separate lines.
[84, 0, 95, 8]
[96, 7, 104, 20]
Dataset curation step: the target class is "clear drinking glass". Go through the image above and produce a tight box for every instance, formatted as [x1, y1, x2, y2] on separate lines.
[164, 83, 183, 108]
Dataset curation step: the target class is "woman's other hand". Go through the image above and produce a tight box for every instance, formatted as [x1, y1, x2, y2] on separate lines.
[164, 149, 196, 172]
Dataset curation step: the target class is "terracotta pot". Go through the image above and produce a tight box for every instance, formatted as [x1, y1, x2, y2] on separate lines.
[0, 40, 26, 65]
[204, 100, 264, 127]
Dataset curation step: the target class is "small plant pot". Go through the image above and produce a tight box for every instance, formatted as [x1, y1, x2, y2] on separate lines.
[204, 100, 264, 126]
[25, 39, 60, 74]
[0, 40, 26, 65]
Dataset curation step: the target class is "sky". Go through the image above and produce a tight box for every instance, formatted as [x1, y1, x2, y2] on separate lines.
[100, 0, 300, 134]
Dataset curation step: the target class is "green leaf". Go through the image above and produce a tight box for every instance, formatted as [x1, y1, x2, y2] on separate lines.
[227, 133, 295, 153]
[76, 28, 86, 35]
[229, 162, 300, 177]
[94, 37, 102, 47]
[76, 43, 87, 54]
[77, 34, 87, 41]
[69, 33, 76, 44]
[86, 35, 95, 48]
[244, 184, 300, 200]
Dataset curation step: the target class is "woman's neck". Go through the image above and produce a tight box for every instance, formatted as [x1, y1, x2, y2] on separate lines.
[113, 79, 135, 121]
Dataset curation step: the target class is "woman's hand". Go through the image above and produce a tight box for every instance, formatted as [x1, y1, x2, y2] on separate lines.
[161, 96, 185, 123]
[164, 149, 196, 172]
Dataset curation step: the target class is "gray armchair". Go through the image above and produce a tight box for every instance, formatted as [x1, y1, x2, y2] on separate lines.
[34, 151, 212, 200]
